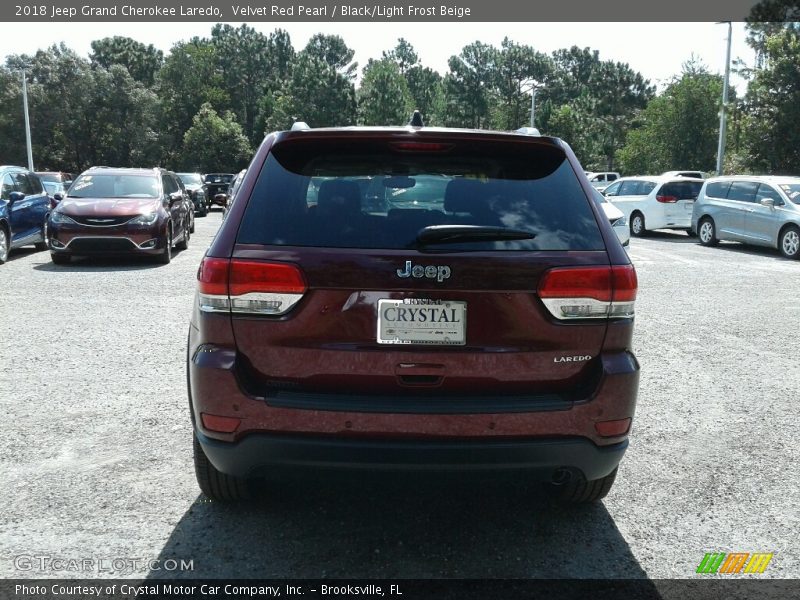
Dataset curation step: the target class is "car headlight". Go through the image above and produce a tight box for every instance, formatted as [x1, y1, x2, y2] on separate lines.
[129, 212, 159, 226]
[50, 211, 77, 225]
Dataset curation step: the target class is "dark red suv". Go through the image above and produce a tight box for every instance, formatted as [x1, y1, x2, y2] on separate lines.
[188, 121, 639, 503]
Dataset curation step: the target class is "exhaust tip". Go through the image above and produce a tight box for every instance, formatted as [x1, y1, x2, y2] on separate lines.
[551, 468, 573, 486]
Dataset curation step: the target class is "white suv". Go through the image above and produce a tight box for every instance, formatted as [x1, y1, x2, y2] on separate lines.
[602, 176, 704, 236]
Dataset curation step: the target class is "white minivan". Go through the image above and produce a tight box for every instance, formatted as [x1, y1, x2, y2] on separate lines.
[602, 176, 704, 236]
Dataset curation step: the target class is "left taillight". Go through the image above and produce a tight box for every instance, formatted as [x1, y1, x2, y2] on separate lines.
[538, 265, 637, 320]
[656, 194, 677, 203]
[197, 257, 307, 315]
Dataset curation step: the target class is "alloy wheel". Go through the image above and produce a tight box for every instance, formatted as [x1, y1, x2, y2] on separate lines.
[699, 222, 713, 244]
[782, 229, 799, 257]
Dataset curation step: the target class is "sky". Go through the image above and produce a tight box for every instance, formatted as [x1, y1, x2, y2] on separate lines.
[1, 22, 754, 93]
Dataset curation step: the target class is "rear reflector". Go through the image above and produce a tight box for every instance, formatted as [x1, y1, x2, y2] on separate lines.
[198, 257, 307, 315]
[538, 265, 637, 320]
[201, 413, 241, 433]
[595, 418, 632, 437]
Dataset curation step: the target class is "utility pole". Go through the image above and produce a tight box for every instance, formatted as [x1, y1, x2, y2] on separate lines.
[716, 22, 732, 176]
[21, 69, 34, 171]
[528, 82, 543, 128]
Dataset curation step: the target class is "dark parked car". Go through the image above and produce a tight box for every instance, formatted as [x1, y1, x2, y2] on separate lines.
[221, 169, 246, 219]
[48, 167, 191, 265]
[0, 166, 51, 264]
[203, 173, 234, 208]
[177, 172, 209, 216]
[188, 121, 639, 503]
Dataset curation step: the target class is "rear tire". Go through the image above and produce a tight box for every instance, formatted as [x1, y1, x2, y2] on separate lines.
[779, 225, 800, 259]
[698, 217, 718, 246]
[630, 212, 646, 237]
[51, 253, 70, 265]
[193, 435, 251, 501]
[555, 467, 618, 504]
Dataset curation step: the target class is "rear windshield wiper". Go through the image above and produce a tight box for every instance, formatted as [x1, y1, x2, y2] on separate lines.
[415, 225, 536, 246]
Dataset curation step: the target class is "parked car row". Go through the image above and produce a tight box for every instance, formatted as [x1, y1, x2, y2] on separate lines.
[0, 164, 246, 266]
[592, 170, 800, 259]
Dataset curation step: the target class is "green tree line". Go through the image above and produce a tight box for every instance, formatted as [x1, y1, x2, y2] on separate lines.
[0, 22, 797, 175]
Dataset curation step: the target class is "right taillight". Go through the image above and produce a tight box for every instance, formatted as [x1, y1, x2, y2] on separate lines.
[538, 265, 637, 320]
[197, 257, 307, 315]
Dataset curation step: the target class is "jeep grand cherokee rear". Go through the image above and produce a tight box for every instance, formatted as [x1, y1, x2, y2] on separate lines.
[187, 125, 639, 503]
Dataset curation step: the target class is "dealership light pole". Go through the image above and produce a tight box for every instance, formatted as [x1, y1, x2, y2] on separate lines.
[21, 69, 34, 171]
[716, 22, 732, 176]
[525, 80, 544, 128]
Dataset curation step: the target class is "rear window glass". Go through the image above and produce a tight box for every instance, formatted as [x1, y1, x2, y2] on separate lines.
[619, 180, 656, 196]
[660, 181, 702, 200]
[236, 139, 605, 251]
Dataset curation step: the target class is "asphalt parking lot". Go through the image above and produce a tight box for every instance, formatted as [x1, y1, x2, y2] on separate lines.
[1, 213, 798, 580]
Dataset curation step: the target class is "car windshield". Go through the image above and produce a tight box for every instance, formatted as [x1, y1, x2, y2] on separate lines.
[43, 182, 66, 195]
[68, 174, 159, 198]
[237, 139, 604, 251]
[177, 173, 202, 186]
[778, 183, 800, 204]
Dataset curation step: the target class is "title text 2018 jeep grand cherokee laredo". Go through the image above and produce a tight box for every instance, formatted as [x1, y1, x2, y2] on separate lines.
[187, 122, 640, 504]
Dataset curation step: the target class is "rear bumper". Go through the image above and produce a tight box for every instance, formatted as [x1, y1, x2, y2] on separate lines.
[196, 429, 628, 480]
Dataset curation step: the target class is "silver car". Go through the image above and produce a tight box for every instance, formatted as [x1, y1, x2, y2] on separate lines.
[692, 176, 800, 259]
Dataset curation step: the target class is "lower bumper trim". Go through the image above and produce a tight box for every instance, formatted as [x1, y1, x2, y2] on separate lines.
[196, 430, 628, 481]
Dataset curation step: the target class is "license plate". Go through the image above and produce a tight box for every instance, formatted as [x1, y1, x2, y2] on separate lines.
[377, 299, 466, 345]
